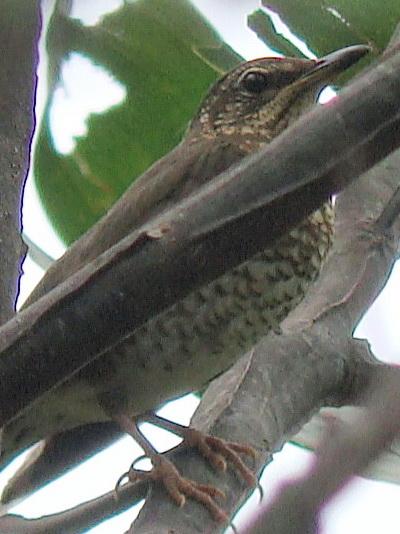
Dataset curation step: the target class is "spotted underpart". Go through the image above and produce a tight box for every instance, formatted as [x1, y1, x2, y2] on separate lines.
[0, 202, 333, 463]
[0, 53, 342, 475]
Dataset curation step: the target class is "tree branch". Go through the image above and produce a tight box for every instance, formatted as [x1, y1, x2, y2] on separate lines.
[238, 27, 400, 534]
[130, 63, 400, 534]
[2, 40, 400, 534]
[0, 44, 400, 430]
[130, 173, 400, 532]
[243, 365, 400, 534]
[0, 480, 147, 534]
[0, 0, 40, 322]
[1, 31, 400, 534]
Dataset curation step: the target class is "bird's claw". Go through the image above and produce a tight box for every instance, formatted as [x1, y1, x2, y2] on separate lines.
[184, 428, 258, 487]
[117, 454, 229, 522]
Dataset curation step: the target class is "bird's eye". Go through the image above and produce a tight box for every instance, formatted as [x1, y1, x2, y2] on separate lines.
[241, 71, 268, 93]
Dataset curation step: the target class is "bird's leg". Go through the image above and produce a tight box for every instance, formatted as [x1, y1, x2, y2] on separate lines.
[114, 413, 257, 522]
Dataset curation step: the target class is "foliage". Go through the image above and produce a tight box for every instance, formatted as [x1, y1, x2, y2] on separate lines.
[35, 0, 241, 243]
[35, 0, 394, 245]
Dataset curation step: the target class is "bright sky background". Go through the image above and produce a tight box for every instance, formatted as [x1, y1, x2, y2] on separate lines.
[5, 1, 400, 533]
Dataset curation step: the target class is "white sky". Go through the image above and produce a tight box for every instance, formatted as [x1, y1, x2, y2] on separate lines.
[8, 1, 400, 533]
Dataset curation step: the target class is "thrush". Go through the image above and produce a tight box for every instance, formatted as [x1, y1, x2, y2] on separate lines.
[0, 45, 369, 519]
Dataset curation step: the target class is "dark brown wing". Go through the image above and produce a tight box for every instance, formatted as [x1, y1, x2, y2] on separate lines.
[25, 136, 246, 307]
[4, 136, 248, 505]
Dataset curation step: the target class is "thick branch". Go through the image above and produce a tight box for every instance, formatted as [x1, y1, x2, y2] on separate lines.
[130, 179, 400, 532]
[0, 46, 400, 430]
[130, 83, 400, 534]
[0, 0, 40, 322]
[244, 365, 400, 534]
[239, 28, 400, 534]
[3, 44, 400, 534]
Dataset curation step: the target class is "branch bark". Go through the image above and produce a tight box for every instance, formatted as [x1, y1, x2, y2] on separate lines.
[27, 141, 398, 534]
[3, 40, 399, 534]
[244, 366, 400, 534]
[0, 0, 40, 322]
[130, 146, 400, 533]
[0, 44, 400, 429]
[129, 55, 400, 534]
[1, 24, 400, 534]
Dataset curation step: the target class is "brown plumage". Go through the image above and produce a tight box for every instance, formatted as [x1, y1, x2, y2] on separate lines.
[0, 46, 368, 509]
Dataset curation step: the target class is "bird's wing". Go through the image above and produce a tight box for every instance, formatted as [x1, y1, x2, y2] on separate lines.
[24, 136, 246, 307]
[0, 136, 248, 504]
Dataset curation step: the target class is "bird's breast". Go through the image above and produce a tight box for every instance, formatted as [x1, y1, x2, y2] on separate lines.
[2, 202, 334, 458]
[83, 201, 335, 415]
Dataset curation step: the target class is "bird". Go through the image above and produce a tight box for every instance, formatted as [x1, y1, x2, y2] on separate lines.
[0, 44, 369, 520]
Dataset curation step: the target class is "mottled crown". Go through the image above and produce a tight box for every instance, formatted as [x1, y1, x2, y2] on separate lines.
[188, 45, 370, 150]
[189, 56, 326, 149]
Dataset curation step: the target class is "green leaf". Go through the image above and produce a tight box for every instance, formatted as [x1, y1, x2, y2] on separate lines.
[263, 0, 399, 54]
[35, 0, 242, 244]
[248, 1, 384, 84]
[248, 10, 308, 58]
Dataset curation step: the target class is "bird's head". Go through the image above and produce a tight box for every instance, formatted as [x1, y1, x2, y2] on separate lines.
[190, 45, 370, 151]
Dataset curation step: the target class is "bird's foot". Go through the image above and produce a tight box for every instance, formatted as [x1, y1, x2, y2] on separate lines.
[114, 413, 258, 522]
[182, 427, 257, 487]
[116, 453, 228, 522]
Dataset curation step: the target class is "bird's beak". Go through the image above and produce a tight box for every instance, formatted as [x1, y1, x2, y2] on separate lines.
[300, 44, 371, 86]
